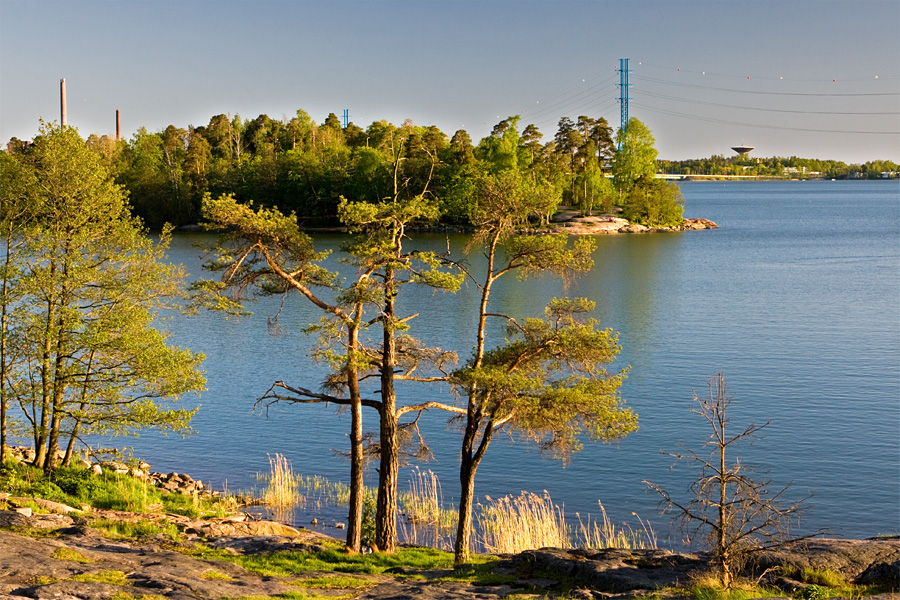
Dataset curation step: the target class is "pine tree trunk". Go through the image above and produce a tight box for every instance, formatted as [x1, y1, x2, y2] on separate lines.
[345, 324, 363, 553]
[375, 264, 398, 553]
[375, 401, 398, 552]
[455, 453, 477, 564]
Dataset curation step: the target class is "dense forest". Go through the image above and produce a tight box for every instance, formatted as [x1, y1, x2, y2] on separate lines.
[5, 110, 895, 229]
[5, 112, 619, 229]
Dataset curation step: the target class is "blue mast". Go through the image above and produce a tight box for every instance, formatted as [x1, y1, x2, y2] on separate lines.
[616, 58, 632, 149]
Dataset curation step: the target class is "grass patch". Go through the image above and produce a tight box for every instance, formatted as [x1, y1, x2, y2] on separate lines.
[1, 458, 238, 521]
[51, 546, 93, 563]
[438, 561, 517, 586]
[160, 490, 200, 518]
[798, 567, 846, 588]
[298, 474, 351, 506]
[399, 467, 457, 552]
[89, 517, 181, 540]
[110, 594, 166, 600]
[174, 540, 495, 580]
[69, 570, 131, 586]
[774, 564, 880, 598]
[233, 545, 459, 577]
[200, 569, 235, 581]
[1, 459, 159, 512]
[688, 581, 788, 599]
[289, 574, 375, 589]
[224, 593, 338, 600]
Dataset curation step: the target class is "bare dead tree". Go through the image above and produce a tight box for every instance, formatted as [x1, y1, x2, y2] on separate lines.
[645, 373, 816, 589]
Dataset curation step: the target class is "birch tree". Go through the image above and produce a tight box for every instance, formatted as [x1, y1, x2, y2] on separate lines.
[0, 123, 205, 471]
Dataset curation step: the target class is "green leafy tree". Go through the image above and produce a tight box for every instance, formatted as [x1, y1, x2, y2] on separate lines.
[330, 193, 460, 552]
[0, 123, 204, 471]
[623, 177, 684, 227]
[575, 160, 615, 216]
[0, 148, 36, 463]
[520, 124, 543, 181]
[612, 117, 658, 193]
[477, 116, 525, 173]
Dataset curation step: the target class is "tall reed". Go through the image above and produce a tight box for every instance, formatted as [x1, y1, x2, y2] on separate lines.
[476, 490, 570, 554]
[399, 467, 456, 551]
[262, 453, 302, 510]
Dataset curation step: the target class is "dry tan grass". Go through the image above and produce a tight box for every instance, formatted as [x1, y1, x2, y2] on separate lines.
[575, 501, 657, 550]
[476, 490, 570, 554]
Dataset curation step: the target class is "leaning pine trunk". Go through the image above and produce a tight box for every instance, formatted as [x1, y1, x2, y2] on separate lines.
[345, 322, 364, 553]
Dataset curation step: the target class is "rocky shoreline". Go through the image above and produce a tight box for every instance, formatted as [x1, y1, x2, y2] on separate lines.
[273, 211, 720, 238]
[1, 448, 896, 599]
[0, 507, 897, 600]
[400, 213, 718, 237]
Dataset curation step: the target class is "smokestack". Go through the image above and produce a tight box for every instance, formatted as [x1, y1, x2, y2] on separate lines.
[60, 78, 67, 128]
[116, 109, 121, 141]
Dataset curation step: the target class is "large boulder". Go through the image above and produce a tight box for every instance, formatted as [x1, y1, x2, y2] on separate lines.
[509, 547, 704, 593]
[754, 537, 900, 582]
[618, 223, 649, 234]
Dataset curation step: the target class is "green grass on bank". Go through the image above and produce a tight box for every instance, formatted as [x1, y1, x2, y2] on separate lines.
[0, 458, 234, 519]
[176, 539, 496, 578]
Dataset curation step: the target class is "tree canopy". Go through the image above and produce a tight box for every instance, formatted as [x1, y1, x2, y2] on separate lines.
[0, 123, 205, 471]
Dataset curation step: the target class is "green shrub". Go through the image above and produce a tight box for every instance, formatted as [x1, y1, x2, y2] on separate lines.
[51, 466, 102, 499]
[799, 567, 845, 588]
[795, 584, 828, 600]
[360, 494, 376, 548]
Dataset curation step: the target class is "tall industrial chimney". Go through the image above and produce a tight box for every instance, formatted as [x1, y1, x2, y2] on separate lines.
[116, 109, 121, 141]
[60, 78, 67, 128]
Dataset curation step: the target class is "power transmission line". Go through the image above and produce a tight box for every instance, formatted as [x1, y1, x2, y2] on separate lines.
[638, 89, 899, 115]
[633, 102, 900, 135]
[632, 74, 899, 97]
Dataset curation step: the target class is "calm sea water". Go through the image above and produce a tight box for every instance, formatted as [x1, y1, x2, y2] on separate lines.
[110, 180, 899, 544]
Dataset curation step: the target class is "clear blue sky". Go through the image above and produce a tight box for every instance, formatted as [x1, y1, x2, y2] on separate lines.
[2, 0, 898, 163]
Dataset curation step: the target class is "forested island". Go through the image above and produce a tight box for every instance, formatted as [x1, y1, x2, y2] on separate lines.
[6, 110, 688, 230]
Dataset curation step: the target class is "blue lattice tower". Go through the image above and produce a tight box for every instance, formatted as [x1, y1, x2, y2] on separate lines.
[342, 109, 349, 128]
[616, 58, 632, 149]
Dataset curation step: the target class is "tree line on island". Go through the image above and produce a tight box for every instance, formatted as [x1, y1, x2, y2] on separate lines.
[6, 110, 685, 230]
[1, 119, 818, 589]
